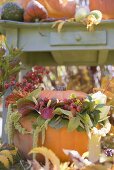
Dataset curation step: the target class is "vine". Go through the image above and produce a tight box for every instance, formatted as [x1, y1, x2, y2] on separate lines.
[5, 104, 14, 144]
[5, 104, 31, 144]
[32, 117, 49, 159]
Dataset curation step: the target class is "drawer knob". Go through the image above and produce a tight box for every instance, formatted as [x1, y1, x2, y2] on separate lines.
[75, 35, 81, 41]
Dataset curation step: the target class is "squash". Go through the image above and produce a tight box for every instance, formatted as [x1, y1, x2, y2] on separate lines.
[18, 0, 76, 19]
[89, 0, 114, 20]
[40, 89, 87, 100]
[1, 2, 24, 21]
[24, 0, 48, 22]
[13, 90, 88, 162]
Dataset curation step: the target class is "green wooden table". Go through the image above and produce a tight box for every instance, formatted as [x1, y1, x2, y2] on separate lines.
[0, 20, 114, 66]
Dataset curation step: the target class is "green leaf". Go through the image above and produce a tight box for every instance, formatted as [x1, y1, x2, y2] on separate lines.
[98, 116, 109, 122]
[32, 116, 46, 129]
[83, 114, 93, 128]
[54, 108, 72, 117]
[49, 117, 68, 129]
[85, 124, 91, 138]
[41, 127, 46, 145]
[93, 112, 100, 125]
[95, 104, 105, 110]
[68, 116, 80, 132]
[92, 110, 101, 115]
[9, 66, 21, 75]
[99, 106, 110, 120]
[87, 95, 92, 101]
[76, 126, 85, 132]
[70, 93, 77, 99]
[26, 88, 41, 101]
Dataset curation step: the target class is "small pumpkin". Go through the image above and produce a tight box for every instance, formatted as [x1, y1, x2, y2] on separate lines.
[89, 0, 114, 20]
[24, 0, 48, 22]
[13, 90, 88, 162]
[18, 0, 76, 19]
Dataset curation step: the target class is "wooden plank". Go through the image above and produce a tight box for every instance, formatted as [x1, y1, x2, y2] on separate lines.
[98, 50, 109, 65]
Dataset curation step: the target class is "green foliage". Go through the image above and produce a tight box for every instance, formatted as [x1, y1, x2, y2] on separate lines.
[5, 104, 30, 145]
[0, 44, 22, 97]
[68, 116, 81, 132]
[49, 116, 68, 129]
[32, 116, 50, 159]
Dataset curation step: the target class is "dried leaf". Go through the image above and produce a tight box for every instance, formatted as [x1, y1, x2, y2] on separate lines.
[81, 164, 108, 170]
[29, 159, 44, 170]
[57, 21, 65, 32]
[52, 20, 62, 28]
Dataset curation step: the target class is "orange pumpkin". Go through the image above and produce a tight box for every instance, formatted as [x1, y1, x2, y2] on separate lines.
[13, 90, 88, 162]
[24, 0, 48, 22]
[89, 0, 114, 19]
[17, 0, 76, 19]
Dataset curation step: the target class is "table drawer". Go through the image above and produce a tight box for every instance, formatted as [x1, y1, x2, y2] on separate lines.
[50, 31, 107, 46]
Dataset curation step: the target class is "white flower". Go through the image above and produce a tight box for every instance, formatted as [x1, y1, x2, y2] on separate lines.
[91, 91, 107, 104]
[92, 120, 111, 136]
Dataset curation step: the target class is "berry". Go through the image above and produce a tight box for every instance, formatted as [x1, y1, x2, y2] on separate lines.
[4, 83, 9, 89]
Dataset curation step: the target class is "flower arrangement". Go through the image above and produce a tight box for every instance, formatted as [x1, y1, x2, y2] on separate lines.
[5, 66, 112, 161]
[1, 64, 113, 169]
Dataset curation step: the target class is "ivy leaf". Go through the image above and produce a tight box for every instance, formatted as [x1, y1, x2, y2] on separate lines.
[54, 108, 72, 117]
[68, 116, 80, 132]
[17, 98, 35, 116]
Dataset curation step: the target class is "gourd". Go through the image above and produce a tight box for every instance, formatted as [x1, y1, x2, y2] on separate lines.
[89, 0, 114, 19]
[18, 0, 76, 19]
[1, 2, 24, 21]
[24, 0, 48, 22]
[13, 90, 88, 162]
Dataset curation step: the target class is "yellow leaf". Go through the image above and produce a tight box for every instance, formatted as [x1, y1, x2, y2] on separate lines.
[81, 164, 108, 170]
[29, 147, 60, 169]
[57, 21, 65, 32]
[10, 148, 18, 156]
[0, 155, 10, 169]
[0, 150, 13, 164]
[52, 21, 62, 28]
